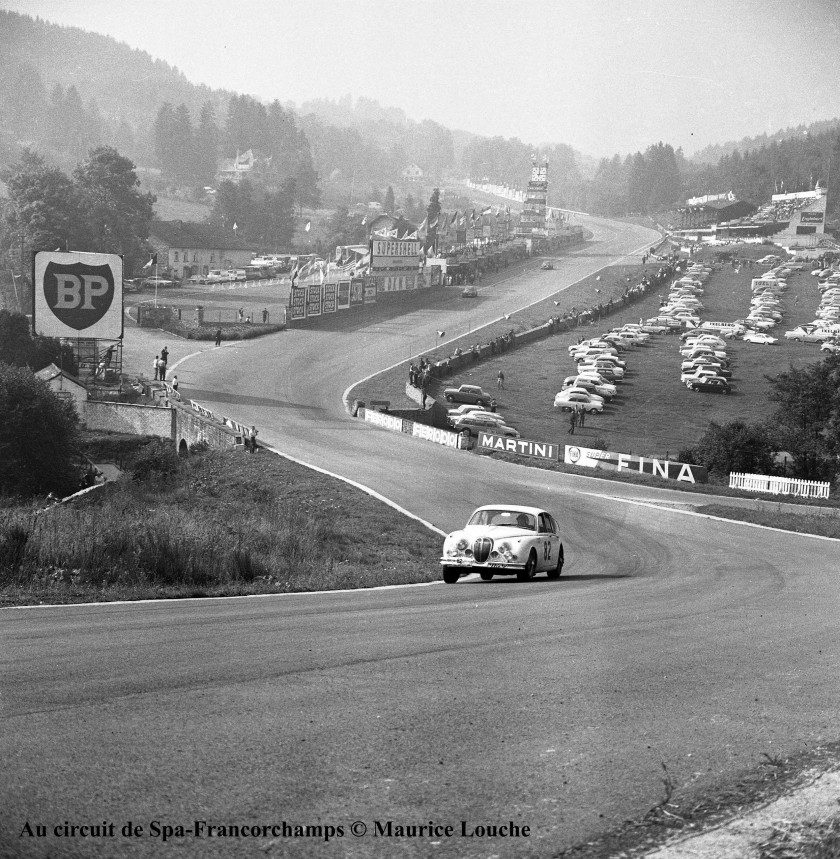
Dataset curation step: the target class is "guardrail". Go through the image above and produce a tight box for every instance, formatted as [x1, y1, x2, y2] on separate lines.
[729, 471, 831, 499]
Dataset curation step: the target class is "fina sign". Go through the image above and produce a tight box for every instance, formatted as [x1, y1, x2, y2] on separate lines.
[33, 251, 123, 339]
[564, 445, 707, 484]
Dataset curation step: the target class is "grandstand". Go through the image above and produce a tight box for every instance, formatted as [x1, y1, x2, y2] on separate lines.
[672, 184, 836, 249]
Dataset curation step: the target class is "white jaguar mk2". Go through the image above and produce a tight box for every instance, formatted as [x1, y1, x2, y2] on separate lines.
[440, 505, 565, 584]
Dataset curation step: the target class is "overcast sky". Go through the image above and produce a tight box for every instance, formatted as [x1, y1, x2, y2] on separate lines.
[5, 0, 840, 158]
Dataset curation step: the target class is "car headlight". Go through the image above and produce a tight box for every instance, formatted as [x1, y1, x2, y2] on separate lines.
[496, 541, 518, 562]
[455, 537, 469, 551]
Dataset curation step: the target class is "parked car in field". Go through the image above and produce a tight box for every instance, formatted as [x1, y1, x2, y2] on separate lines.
[562, 375, 616, 399]
[820, 341, 840, 354]
[681, 368, 729, 385]
[540, 261, 554, 270]
[577, 361, 624, 380]
[206, 270, 227, 283]
[686, 377, 732, 394]
[440, 505, 564, 583]
[742, 331, 778, 345]
[553, 390, 604, 412]
[451, 413, 515, 436]
[461, 285, 478, 298]
[447, 403, 492, 419]
[561, 386, 605, 406]
[576, 370, 619, 388]
[443, 384, 493, 406]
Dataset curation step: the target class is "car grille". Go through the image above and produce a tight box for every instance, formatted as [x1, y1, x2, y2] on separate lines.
[472, 537, 493, 563]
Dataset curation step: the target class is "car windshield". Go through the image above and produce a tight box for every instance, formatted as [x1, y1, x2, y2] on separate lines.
[468, 509, 535, 530]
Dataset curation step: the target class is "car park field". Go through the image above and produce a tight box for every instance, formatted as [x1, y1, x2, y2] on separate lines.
[358, 248, 829, 459]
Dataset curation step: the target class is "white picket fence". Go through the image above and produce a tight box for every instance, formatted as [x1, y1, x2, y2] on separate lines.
[729, 472, 831, 499]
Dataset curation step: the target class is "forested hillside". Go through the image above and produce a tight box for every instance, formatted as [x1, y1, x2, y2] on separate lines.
[1, 8, 839, 228]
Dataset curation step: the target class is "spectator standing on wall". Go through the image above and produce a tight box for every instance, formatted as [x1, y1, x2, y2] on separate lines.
[160, 346, 169, 378]
[152, 355, 160, 381]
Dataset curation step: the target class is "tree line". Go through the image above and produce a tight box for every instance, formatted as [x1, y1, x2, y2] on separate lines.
[681, 355, 840, 483]
[0, 147, 155, 297]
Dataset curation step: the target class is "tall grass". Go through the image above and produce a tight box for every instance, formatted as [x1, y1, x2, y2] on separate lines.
[0, 449, 441, 604]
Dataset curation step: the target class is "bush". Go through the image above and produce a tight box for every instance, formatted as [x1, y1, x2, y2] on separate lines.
[0, 363, 82, 496]
[131, 439, 180, 482]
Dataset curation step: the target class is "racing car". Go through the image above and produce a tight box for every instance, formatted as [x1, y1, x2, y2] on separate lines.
[440, 504, 564, 583]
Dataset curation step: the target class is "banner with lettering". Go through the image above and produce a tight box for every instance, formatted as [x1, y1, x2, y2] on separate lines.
[306, 283, 322, 317]
[289, 286, 307, 320]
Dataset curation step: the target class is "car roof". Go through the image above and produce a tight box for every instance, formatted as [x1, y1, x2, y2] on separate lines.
[471, 504, 548, 516]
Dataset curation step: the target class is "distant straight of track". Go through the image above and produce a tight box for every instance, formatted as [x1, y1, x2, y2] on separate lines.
[5, 215, 840, 859]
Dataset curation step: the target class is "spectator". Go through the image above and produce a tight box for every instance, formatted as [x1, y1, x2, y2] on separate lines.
[568, 409, 577, 435]
[215, 329, 222, 347]
[262, 308, 269, 323]
[152, 355, 160, 381]
[497, 370, 505, 389]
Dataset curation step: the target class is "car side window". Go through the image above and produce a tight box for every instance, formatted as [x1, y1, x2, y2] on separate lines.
[538, 514, 550, 533]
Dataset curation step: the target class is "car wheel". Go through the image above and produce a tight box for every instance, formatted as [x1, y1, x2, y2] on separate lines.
[517, 551, 537, 582]
[442, 567, 461, 584]
[445, 394, 453, 402]
[479, 571, 494, 581]
[546, 544, 564, 580]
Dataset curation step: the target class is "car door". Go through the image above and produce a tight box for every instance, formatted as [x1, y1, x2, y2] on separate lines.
[537, 513, 560, 571]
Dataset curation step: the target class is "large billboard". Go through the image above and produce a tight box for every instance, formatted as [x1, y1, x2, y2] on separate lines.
[33, 251, 123, 339]
[370, 238, 421, 270]
[564, 445, 708, 484]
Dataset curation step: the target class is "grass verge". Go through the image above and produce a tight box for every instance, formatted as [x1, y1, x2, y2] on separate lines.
[0, 447, 441, 607]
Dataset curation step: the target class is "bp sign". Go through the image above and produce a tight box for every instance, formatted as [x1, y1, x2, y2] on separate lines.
[33, 251, 123, 339]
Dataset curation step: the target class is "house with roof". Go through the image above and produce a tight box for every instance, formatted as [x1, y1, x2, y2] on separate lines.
[148, 221, 253, 281]
[35, 363, 88, 420]
[216, 149, 273, 184]
[401, 164, 423, 181]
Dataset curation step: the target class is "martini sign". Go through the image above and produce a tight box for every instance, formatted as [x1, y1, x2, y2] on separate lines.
[33, 251, 123, 339]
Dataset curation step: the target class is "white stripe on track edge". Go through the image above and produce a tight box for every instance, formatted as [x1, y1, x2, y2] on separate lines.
[582, 492, 840, 540]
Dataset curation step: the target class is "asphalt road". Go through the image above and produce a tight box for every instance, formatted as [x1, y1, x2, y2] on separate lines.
[5, 216, 839, 859]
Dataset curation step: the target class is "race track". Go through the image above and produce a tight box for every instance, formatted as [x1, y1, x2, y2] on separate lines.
[4, 216, 839, 858]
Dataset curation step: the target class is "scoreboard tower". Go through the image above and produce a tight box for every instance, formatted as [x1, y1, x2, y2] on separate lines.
[517, 157, 548, 242]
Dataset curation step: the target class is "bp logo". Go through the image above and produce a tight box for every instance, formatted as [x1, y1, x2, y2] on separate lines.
[42, 260, 115, 331]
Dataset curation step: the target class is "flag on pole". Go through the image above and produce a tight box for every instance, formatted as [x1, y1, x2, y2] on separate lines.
[143, 253, 157, 270]
[305, 221, 311, 232]
[480, 206, 492, 216]
[361, 216, 367, 226]
[232, 221, 238, 232]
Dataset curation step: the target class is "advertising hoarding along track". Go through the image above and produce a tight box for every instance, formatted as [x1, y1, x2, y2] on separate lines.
[565, 445, 708, 484]
[33, 251, 124, 339]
